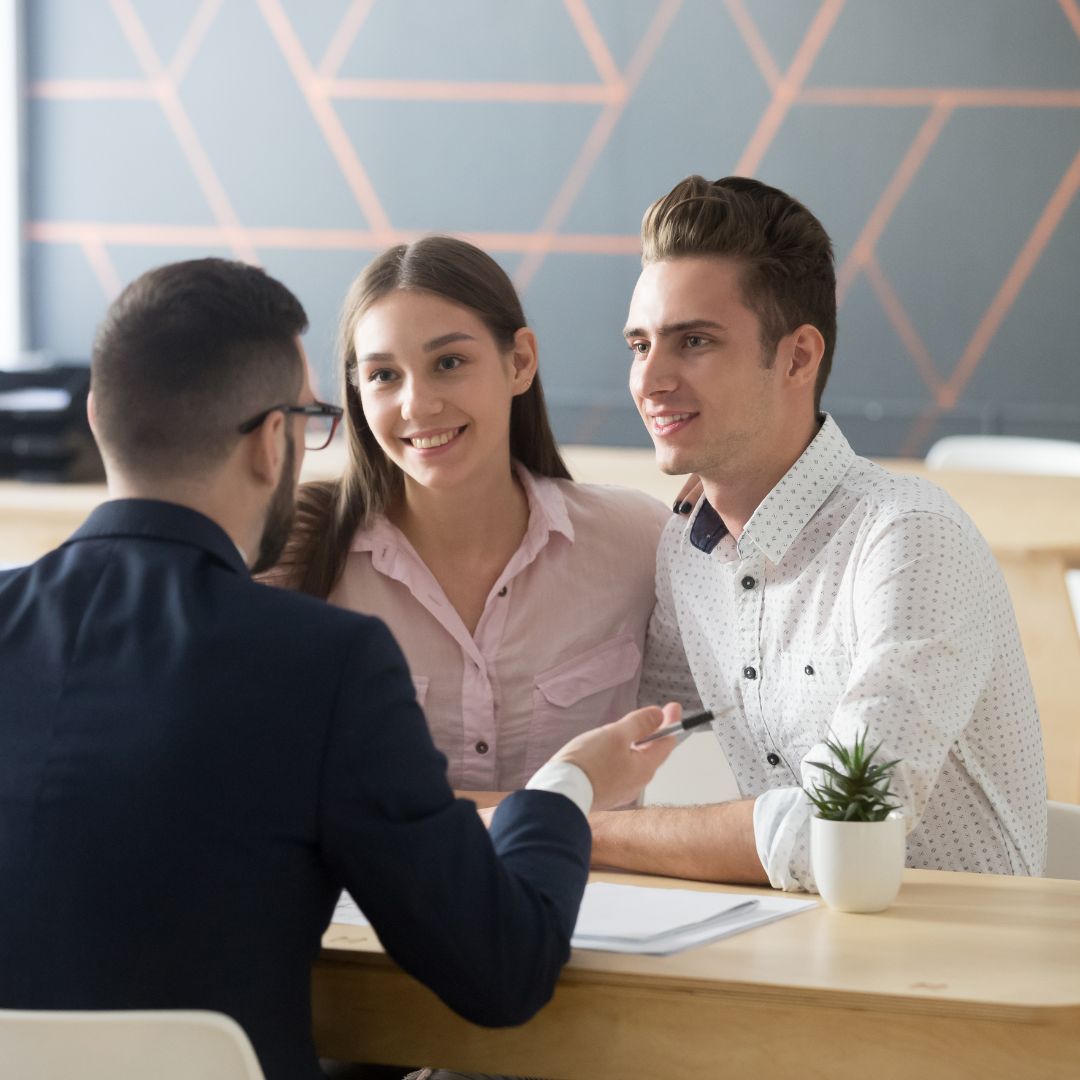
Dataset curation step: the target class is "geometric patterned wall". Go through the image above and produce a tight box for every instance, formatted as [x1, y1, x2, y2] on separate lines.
[26, 0, 1080, 455]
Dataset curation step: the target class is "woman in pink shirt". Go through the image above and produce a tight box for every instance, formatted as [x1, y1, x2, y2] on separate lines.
[274, 236, 668, 805]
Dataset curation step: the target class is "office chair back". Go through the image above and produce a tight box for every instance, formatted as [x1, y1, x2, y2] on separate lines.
[0, 1009, 265, 1079]
[925, 434, 1080, 637]
[925, 435, 1080, 476]
[1046, 800, 1080, 881]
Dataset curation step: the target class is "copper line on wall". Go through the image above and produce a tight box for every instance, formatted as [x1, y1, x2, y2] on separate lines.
[256, 0, 392, 238]
[836, 100, 954, 303]
[108, 0, 257, 263]
[317, 0, 376, 81]
[169, 0, 223, 85]
[733, 0, 847, 178]
[563, 0, 623, 89]
[943, 148, 1080, 409]
[723, 0, 782, 92]
[862, 255, 945, 399]
[513, 0, 684, 292]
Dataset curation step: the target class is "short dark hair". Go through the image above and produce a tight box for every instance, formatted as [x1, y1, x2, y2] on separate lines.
[641, 176, 837, 410]
[91, 258, 309, 477]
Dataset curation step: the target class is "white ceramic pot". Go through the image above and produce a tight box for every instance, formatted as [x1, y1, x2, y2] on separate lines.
[810, 811, 905, 913]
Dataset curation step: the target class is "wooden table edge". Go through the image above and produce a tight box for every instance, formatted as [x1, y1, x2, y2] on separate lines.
[316, 936, 1080, 1026]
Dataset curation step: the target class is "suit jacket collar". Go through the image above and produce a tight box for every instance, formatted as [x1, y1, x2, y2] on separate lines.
[67, 498, 250, 576]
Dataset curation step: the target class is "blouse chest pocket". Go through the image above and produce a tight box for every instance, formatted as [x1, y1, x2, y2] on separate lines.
[524, 635, 642, 776]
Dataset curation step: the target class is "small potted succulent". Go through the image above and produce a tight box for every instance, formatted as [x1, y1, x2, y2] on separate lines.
[805, 730, 905, 912]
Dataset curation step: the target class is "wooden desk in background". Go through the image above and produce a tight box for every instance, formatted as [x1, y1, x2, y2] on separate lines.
[314, 868, 1080, 1080]
[2, 449, 1079, 799]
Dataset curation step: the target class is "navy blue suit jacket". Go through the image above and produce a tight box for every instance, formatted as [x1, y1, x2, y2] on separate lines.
[0, 500, 590, 1079]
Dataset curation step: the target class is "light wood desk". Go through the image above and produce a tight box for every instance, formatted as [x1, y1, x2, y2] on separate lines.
[3, 448, 1078, 798]
[314, 868, 1080, 1080]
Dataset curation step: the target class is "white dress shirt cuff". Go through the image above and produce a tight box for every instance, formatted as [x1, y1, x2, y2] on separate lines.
[526, 761, 594, 817]
[753, 786, 816, 892]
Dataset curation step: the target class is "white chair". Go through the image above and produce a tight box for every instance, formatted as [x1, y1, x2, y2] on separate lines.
[1046, 800, 1080, 880]
[643, 733, 741, 806]
[0, 1009, 265, 1079]
[925, 435, 1080, 476]
[925, 435, 1080, 636]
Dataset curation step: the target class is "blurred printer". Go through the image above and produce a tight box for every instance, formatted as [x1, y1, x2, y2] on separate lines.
[0, 365, 104, 482]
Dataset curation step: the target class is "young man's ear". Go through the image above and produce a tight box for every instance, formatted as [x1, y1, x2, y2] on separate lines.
[785, 324, 825, 390]
[244, 410, 287, 488]
[510, 328, 539, 395]
[86, 390, 97, 434]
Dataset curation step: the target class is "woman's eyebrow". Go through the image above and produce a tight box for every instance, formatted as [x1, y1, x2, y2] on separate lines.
[357, 332, 478, 364]
[424, 332, 477, 351]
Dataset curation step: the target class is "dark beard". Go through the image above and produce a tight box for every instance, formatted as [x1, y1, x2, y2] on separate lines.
[250, 432, 296, 575]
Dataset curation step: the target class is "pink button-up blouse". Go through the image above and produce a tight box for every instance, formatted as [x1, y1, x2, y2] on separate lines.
[328, 466, 669, 791]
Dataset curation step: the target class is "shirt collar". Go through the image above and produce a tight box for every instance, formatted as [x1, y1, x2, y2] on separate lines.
[350, 463, 575, 570]
[514, 461, 574, 544]
[66, 498, 250, 576]
[687, 414, 854, 563]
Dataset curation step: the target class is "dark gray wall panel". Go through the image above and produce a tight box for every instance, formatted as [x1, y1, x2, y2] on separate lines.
[24, 0, 1080, 455]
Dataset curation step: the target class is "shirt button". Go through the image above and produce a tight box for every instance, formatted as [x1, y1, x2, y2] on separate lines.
[741, 575, 756, 590]
[743, 665, 757, 680]
[804, 664, 815, 676]
[497, 586, 508, 597]
[766, 752, 781, 766]
[475, 741, 489, 755]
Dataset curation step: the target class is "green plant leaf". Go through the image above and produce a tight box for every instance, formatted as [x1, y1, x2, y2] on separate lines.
[804, 732, 900, 822]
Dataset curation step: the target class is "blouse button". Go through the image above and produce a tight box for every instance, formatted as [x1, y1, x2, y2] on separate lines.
[804, 664, 815, 676]
[741, 575, 756, 590]
[766, 752, 781, 766]
[497, 586, 508, 597]
[743, 665, 757, 680]
[475, 741, 489, 755]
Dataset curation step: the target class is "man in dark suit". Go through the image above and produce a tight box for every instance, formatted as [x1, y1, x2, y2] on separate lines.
[0, 259, 675, 1080]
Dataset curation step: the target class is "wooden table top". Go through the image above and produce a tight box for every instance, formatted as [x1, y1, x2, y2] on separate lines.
[321, 868, 1080, 1018]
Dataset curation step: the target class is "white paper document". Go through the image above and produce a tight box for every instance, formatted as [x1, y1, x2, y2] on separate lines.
[570, 882, 816, 955]
[332, 891, 370, 927]
[332, 883, 816, 955]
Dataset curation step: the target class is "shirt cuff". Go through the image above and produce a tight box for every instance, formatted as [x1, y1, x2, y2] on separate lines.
[753, 786, 816, 892]
[526, 761, 594, 817]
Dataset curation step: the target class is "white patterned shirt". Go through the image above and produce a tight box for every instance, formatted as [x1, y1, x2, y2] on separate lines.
[640, 415, 1046, 891]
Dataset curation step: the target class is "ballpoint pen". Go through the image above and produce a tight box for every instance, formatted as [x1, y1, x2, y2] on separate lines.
[632, 707, 727, 747]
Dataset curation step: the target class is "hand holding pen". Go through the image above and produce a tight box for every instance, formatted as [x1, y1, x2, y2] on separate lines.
[632, 707, 729, 747]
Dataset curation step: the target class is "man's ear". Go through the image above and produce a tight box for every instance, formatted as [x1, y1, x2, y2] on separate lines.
[86, 390, 97, 434]
[244, 411, 286, 488]
[509, 327, 539, 396]
[785, 324, 825, 390]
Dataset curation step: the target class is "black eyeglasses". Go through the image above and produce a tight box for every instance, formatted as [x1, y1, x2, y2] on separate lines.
[237, 401, 344, 451]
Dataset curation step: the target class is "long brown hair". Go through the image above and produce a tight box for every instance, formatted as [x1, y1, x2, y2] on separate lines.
[276, 235, 571, 598]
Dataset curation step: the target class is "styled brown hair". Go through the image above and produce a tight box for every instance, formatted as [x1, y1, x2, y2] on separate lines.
[641, 175, 836, 410]
[275, 235, 570, 598]
[92, 258, 307, 478]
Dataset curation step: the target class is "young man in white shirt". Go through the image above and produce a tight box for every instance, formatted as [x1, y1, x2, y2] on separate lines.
[597, 175, 1046, 891]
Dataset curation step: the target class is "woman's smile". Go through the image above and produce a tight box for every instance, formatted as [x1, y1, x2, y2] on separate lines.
[401, 425, 468, 452]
